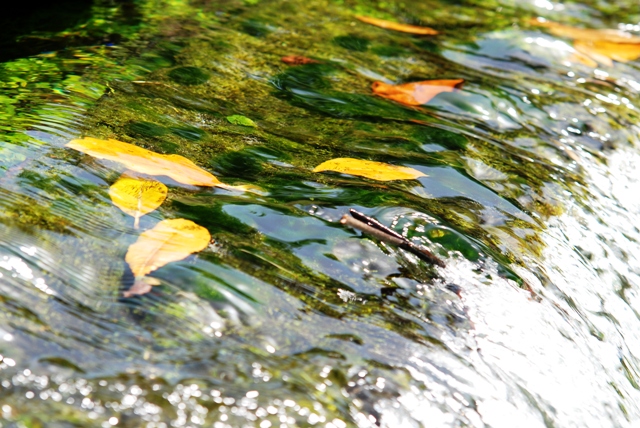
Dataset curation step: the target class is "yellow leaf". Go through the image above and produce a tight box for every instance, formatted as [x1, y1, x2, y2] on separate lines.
[109, 175, 168, 229]
[125, 218, 211, 278]
[67, 137, 222, 187]
[355, 15, 438, 35]
[313, 158, 426, 181]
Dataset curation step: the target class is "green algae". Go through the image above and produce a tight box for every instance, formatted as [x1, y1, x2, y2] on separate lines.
[168, 66, 211, 85]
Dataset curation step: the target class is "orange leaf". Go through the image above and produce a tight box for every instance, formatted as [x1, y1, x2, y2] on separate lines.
[530, 18, 640, 44]
[372, 79, 464, 106]
[356, 15, 438, 35]
[281, 55, 321, 65]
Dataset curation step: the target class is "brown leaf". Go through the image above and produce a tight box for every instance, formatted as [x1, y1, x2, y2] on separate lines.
[123, 277, 161, 298]
[356, 15, 438, 35]
[281, 55, 321, 65]
[372, 79, 464, 106]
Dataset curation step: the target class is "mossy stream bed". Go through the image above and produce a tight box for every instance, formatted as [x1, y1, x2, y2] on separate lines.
[2, 0, 640, 426]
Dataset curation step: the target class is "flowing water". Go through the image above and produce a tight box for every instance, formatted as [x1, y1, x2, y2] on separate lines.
[1, 0, 640, 426]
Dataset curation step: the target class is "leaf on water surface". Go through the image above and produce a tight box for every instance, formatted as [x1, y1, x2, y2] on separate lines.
[355, 15, 438, 35]
[281, 55, 321, 65]
[124, 218, 211, 297]
[109, 175, 168, 229]
[66, 137, 224, 187]
[313, 158, 425, 181]
[531, 18, 640, 65]
[226, 115, 257, 127]
[372, 79, 464, 106]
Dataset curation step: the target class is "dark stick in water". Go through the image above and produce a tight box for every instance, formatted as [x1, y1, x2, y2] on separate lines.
[341, 210, 446, 268]
[349, 209, 406, 241]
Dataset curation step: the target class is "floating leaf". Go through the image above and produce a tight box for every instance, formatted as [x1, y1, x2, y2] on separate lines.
[124, 218, 211, 297]
[226, 115, 257, 127]
[109, 175, 168, 229]
[356, 15, 438, 35]
[66, 137, 223, 187]
[281, 55, 321, 65]
[313, 158, 425, 181]
[372, 79, 464, 106]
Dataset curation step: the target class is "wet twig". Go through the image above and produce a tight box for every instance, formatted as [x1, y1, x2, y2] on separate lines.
[341, 209, 446, 268]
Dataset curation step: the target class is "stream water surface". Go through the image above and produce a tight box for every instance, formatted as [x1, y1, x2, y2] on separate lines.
[1, 0, 640, 426]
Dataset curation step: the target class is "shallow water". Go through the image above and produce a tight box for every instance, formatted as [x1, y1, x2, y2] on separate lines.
[1, 0, 640, 426]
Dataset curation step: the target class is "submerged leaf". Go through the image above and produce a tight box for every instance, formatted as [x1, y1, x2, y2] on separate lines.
[125, 218, 211, 280]
[530, 18, 640, 44]
[281, 55, 321, 65]
[226, 115, 257, 127]
[313, 158, 425, 181]
[574, 40, 640, 64]
[569, 49, 602, 67]
[123, 277, 161, 298]
[355, 16, 438, 35]
[109, 175, 168, 229]
[223, 183, 266, 194]
[67, 137, 222, 187]
[531, 18, 640, 65]
[372, 79, 464, 106]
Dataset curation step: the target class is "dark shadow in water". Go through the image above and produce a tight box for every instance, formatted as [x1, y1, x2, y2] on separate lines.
[0, 0, 139, 62]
